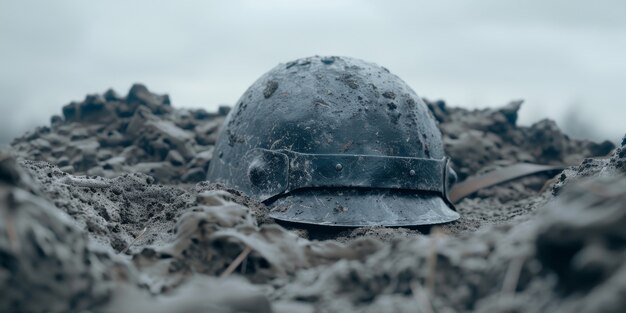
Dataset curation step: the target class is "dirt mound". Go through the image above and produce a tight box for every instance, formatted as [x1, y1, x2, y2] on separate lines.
[425, 99, 614, 180]
[270, 156, 626, 312]
[11, 84, 229, 184]
[2, 85, 624, 313]
[0, 154, 131, 313]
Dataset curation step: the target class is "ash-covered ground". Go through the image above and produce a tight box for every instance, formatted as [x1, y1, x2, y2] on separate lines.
[2, 85, 625, 313]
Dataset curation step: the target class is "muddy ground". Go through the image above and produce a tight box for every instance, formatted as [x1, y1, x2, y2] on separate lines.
[1, 85, 625, 313]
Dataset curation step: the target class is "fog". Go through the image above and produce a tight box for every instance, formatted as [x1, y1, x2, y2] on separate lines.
[1, 0, 625, 145]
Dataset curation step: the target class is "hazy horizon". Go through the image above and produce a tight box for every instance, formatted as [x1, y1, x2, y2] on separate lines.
[1, 0, 625, 145]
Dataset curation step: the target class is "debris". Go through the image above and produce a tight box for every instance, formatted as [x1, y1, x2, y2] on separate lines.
[3, 83, 624, 313]
[119, 226, 148, 254]
[220, 246, 253, 278]
[11, 85, 222, 184]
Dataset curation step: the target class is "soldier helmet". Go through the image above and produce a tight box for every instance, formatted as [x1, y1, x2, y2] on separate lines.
[206, 56, 459, 227]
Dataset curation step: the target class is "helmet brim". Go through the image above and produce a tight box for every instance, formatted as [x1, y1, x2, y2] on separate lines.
[266, 188, 459, 227]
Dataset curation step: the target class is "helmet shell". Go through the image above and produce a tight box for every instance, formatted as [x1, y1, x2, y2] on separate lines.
[207, 56, 458, 226]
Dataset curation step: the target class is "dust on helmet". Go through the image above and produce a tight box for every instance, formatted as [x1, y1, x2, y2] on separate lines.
[206, 56, 459, 227]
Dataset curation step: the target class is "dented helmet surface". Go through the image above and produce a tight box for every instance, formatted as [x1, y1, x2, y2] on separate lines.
[207, 56, 459, 226]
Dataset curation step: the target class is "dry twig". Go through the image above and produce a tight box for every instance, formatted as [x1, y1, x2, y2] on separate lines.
[5, 215, 19, 252]
[119, 226, 148, 254]
[427, 227, 444, 294]
[220, 246, 252, 278]
[411, 282, 435, 313]
[502, 256, 525, 294]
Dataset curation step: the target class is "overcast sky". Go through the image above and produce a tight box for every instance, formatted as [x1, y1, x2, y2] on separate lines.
[1, 0, 625, 145]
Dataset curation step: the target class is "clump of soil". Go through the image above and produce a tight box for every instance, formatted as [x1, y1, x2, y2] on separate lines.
[0, 155, 132, 313]
[1, 85, 624, 313]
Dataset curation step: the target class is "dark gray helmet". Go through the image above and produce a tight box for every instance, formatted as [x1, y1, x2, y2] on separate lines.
[206, 56, 459, 227]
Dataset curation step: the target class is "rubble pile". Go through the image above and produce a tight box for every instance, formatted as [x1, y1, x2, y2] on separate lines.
[0, 152, 383, 313]
[425, 99, 615, 180]
[1, 85, 624, 313]
[11, 84, 229, 184]
[271, 145, 626, 312]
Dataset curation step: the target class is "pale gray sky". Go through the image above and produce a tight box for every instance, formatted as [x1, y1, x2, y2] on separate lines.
[1, 0, 625, 145]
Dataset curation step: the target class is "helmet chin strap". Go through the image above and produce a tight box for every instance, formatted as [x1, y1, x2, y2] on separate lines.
[448, 163, 567, 203]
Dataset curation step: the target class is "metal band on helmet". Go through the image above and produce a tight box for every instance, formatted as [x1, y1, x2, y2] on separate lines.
[244, 148, 453, 203]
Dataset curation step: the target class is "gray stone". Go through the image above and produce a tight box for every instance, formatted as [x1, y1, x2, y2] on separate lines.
[130, 161, 179, 183]
[181, 167, 205, 183]
[187, 147, 214, 170]
[103, 88, 121, 102]
[126, 83, 171, 114]
[166, 150, 185, 166]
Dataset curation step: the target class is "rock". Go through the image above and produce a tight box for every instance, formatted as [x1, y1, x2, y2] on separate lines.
[69, 127, 90, 141]
[181, 167, 205, 183]
[61, 94, 118, 123]
[98, 130, 130, 147]
[96, 143, 114, 156]
[194, 119, 223, 145]
[103, 88, 121, 102]
[59, 165, 74, 173]
[127, 107, 196, 160]
[120, 145, 146, 166]
[500, 99, 523, 125]
[218, 105, 231, 116]
[56, 156, 70, 167]
[589, 140, 617, 157]
[527, 119, 566, 161]
[551, 134, 625, 195]
[66, 139, 100, 171]
[202, 131, 219, 146]
[102, 155, 125, 172]
[50, 115, 63, 125]
[166, 150, 184, 166]
[61, 101, 79, 120]
[71, 152, 98, 172]
[80, 94, 108, 120]
[187, 147, 214, 171]
[192, 108, 212, 120]
[607, 134, 626, 172]
[126, 83, 171, 115]
[130, 161, 180, 183]
[30, 138, 51, 152]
